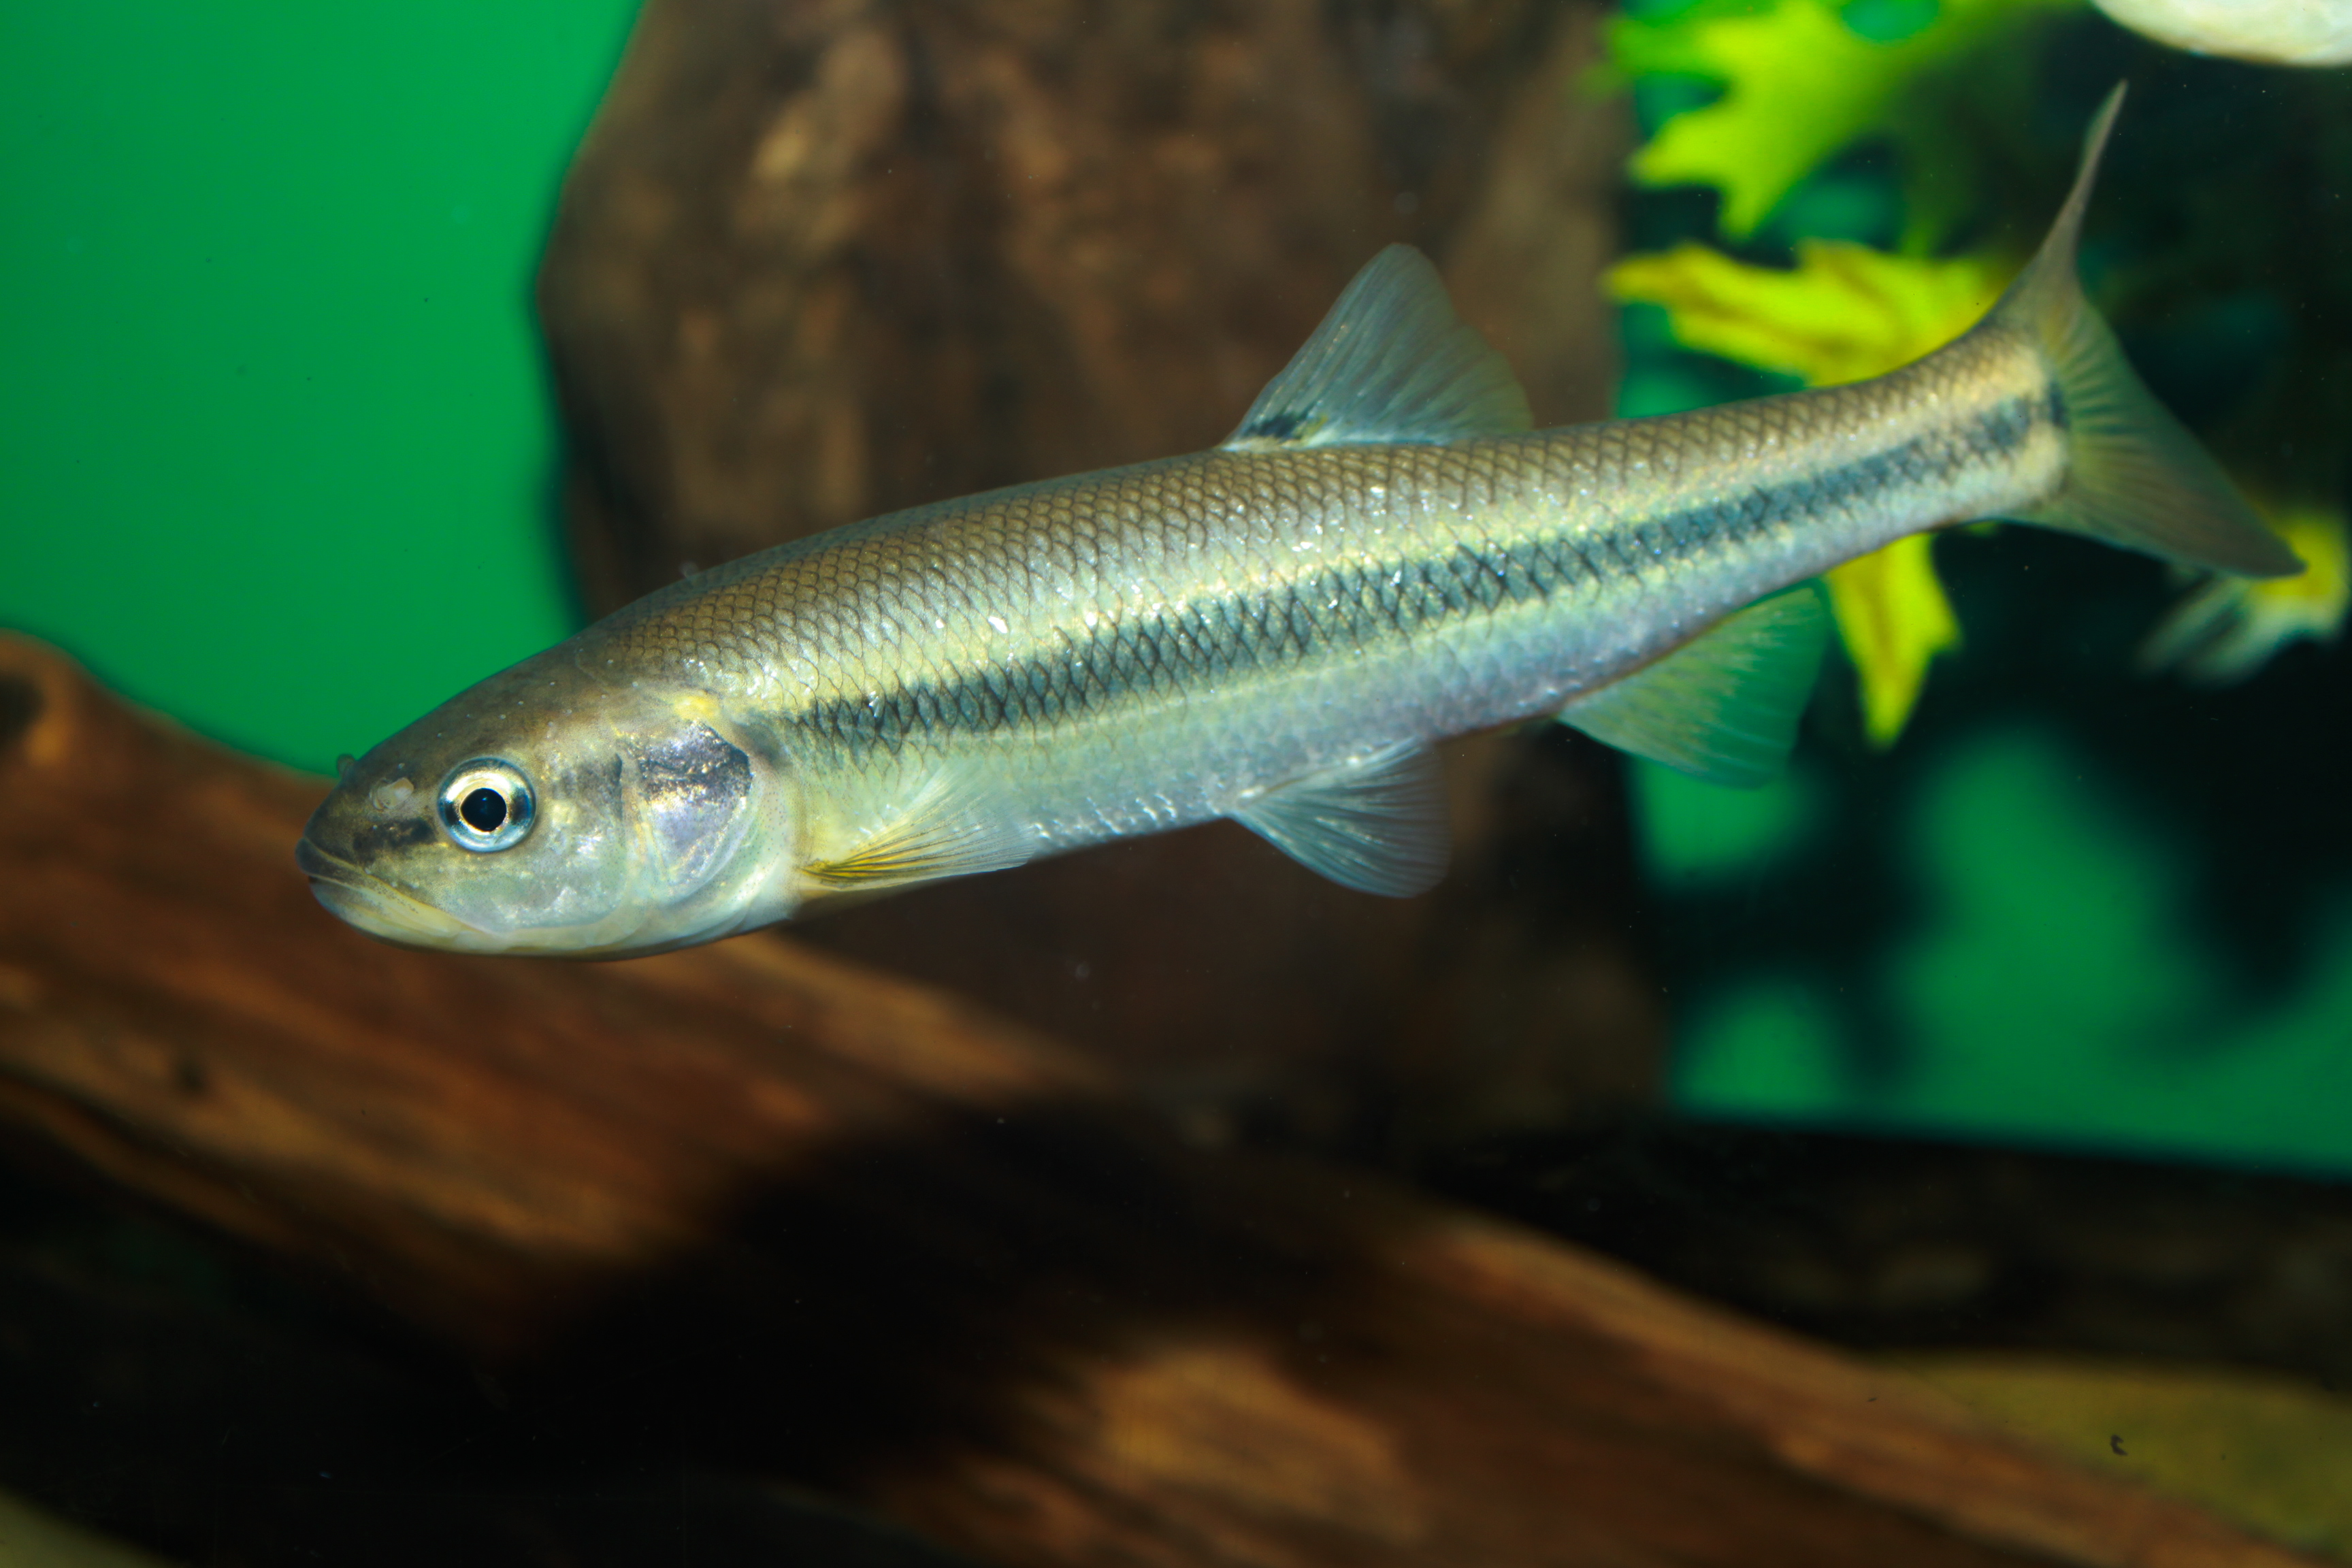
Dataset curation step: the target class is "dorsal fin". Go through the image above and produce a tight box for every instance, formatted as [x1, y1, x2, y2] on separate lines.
[1560, 584, 1829, 787]
[1222, 246, 1535, 451]
[1229, 741, 1450, 897]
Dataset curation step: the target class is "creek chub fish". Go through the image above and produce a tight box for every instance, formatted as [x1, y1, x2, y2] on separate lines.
[297, 88, 2298, 957]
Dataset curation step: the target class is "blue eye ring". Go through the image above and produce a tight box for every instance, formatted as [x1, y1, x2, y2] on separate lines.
[436, 758, 536, 853]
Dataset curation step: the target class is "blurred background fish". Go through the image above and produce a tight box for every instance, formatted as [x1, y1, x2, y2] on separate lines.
[2092, 0, 2352, 65]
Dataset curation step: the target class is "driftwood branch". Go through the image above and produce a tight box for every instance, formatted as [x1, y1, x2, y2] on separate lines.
[0, 634, 2320, 1567]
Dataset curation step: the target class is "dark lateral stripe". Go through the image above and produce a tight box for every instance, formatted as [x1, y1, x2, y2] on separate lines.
[796, 394, 2051, 754]
[796, 534, 1590, 754]
[1629, 390, 2049, 564]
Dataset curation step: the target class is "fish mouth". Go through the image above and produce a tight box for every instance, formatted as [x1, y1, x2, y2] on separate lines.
[293, 836, 659, 958]
[295, 836, 494, 951]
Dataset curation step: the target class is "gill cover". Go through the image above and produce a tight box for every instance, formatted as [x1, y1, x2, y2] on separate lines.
[630, 721, 754, 896]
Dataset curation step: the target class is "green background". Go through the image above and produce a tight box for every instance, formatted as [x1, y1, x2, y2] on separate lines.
[1, 1, 634, 770]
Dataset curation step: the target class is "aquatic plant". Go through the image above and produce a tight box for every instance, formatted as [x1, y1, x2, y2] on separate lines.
[1607, 0, 2076, 249]
[1603, 0, 2348, 742]
[1607, 0, 2352, 1178]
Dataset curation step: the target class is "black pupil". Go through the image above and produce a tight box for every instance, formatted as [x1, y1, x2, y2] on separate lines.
[459, 787, 508, 834]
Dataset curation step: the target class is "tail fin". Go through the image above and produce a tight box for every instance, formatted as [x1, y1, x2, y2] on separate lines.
[1995, 84, 2302, 578]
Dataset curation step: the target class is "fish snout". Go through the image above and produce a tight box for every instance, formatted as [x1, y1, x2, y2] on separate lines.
[293, 834, 340, 885]
[294, 834, 487, 949]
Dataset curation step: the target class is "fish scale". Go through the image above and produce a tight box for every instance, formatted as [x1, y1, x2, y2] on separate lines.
[594, 329, 2053, 790]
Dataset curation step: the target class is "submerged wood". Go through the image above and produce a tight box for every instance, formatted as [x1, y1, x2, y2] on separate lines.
[1433, 1120, 2352, 1393]
[536, 0, 1659, 1151]
[0, 634, 2319, 1567]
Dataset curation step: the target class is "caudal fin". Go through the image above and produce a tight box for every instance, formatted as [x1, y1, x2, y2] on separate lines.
[1995, 85, 2302, 578]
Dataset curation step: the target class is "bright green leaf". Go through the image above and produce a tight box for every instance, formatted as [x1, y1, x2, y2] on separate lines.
[1606, 238, 2009, 384]
[1610, 0, 2080, 243]
[1827, 535, 1962, 744]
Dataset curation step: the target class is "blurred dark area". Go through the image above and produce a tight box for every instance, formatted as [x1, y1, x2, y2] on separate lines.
[1430, 1117, 2352, 1391]
[7, 1105, 2351, 1567]
[0, 1155, 977, 1567]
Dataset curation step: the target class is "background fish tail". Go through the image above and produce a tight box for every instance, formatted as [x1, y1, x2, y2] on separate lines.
[1998, 84, 2301, 580]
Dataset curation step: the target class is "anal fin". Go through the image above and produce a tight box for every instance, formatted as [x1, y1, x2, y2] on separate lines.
[1230, 742, 1450, 897]
[1561, 583, 1829, 787]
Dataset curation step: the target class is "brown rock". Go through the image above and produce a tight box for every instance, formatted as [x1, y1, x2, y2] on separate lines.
[536, 0, 1655, 1149]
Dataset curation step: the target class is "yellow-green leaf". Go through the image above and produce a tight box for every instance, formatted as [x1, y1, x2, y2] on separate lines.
[1607, 239, 2010, 385]
[1827, 534, 1962, 745]
[1612, 0, 2079, 242]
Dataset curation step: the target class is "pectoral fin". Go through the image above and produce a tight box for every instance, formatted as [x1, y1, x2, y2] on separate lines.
[802, 773, 1036, 892]
[1561, 583, 1829, 787]
[1230, 742, 1450, 897]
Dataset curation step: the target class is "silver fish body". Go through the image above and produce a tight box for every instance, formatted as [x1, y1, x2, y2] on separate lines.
[297, 88, 2297, 956]
[614, 333, 2051, 853]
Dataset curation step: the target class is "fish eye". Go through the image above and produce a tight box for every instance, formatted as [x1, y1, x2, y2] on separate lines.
[436, 759, 537, 853]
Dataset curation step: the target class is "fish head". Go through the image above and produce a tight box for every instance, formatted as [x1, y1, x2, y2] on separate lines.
[296, 650, 791, 957]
